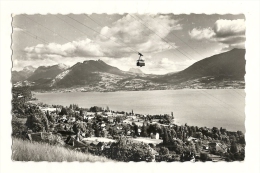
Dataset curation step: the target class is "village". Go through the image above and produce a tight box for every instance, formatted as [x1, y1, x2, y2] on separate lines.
[11, 87, 245, 162]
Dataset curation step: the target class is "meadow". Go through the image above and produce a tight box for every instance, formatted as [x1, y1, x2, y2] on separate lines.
[12, 138, 114, 162]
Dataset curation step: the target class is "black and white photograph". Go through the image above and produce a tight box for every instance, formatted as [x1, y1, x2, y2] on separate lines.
[11, 13, 246, 162]
[0, 1, 259, 173]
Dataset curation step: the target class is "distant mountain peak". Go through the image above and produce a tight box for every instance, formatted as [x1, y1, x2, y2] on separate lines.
[128, 68, 143, 74]
[27, 64, 69, 82]
[23, 65, 36, 72]
[57, 63, 69, 70]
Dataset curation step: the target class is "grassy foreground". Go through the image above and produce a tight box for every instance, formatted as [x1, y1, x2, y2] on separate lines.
[12, 138, 114, 162]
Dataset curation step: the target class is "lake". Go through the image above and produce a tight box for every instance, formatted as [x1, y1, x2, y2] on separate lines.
[33, 89, 245, 132]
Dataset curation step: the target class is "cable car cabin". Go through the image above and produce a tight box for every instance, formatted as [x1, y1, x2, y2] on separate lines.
[137, 59, 145, 67]
[136, 52, 145, 67]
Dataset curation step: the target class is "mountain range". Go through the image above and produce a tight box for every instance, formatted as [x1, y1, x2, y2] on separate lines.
[12, 49, 246, 91]
[12, 66, 36, 83]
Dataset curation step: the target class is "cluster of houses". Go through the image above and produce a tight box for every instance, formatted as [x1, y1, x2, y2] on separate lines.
[33, 104, 240, 162]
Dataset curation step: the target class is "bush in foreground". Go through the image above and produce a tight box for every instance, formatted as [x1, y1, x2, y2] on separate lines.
[12, 138, 114, 162]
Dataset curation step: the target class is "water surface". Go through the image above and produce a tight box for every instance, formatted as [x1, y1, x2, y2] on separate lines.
[33, 89, 245, 132]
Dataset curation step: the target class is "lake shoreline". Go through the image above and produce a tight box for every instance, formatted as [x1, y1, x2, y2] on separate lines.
[32, 89, 245, 132]
[31, 88, 245, 94]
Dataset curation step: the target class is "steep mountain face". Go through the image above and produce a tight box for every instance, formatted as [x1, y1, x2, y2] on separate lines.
[27, 64, 68, 82]
[161, 49, 246, 83]
[54, 60, 127, 87]
[12, 66, 36, 83]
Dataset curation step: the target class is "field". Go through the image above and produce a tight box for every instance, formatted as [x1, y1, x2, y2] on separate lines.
[12, 138, 114, 162]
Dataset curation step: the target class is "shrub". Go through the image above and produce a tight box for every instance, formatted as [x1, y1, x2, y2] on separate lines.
[12, 117, 27, 139]
[200, 152, 208, 162]
[159, 147, 169, 155]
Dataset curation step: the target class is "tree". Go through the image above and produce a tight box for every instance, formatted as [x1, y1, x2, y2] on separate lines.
[26, 111, 49, 132]
[80, 109, 83, 116]
[141, 125, 149, 137]
[59, 107, 67, 115]
[159, 147, 169, 155]
[238, 135, 245, 144]
[106, 106, 110, 112]
[162, 128, 170, 145]
[101, 130, 108, 137]
[95, 126, 101, 137]
[72, 122, 87, 134]
[230, 141, 238, 154]
[46, 110, 50, 118]
[116, 116, 122, 123]
[200, 152, 208, 162]
[90, 106, 102, 112]
[12, 117, 27, 138]
[195, 142, 201, 153]
[131, 123, 139, 137]
[170, 129, 177, 138]
[163, 115, 172, 124]
[212, 127, 220, 135]
[76, 114, 84, 121]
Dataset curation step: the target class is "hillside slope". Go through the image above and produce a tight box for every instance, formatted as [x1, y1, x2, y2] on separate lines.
[54, 60, 127, 87]
[160, 48, 246, 83]
[12, 138, 114, 162]
[28, 64, 68, 82]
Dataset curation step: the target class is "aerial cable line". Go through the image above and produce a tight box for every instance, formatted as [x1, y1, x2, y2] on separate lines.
[131, 14, 232, 77]
[233, 89, 245, 98]
[86, 14, 198, 69]
[133, 14, 201, 58]
[84, 14, 196, 68]
[130, 13, 240, 83]
[66, 15, 138, 54]
[195, 90, 244, 117]
[55, 15, 88, 37]
[13, 24, 49, 44]
[49, 15, 139, 57]
[129, 14, 193, 60]
[85, 14, 195, 68]
[133, 14, 197, 60]
[140, 14, 237, 77]
[151, 16, 204, 58]
[232, 90, 245, 103]
[84, 14, 138, 53]
[64, 15, 245, 118]
[128, 14, 244, 116]
[22, 15, 72, 43]
[202, 90, 244, 116]
[84, 14, 103, 27]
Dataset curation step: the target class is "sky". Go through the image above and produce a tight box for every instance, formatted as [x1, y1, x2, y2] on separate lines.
[12, 13, 246, 74]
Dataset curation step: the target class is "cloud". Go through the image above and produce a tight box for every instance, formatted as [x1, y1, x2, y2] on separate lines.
[189, 28, 215, 40]
[99, 14, 180, 55]
[142, 57, 196, 74]
[14, 14, 185, 74]
[24, 38, 104, 60]
[189, 19, 246, 50]
[23, 14, 180, 61]
[213, 19, 245, 38]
